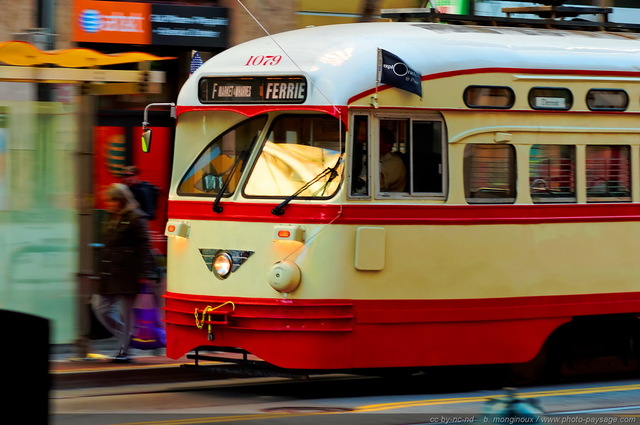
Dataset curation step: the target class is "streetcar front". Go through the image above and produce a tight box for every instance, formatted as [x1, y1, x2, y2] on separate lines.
[162, 28, 367, 368]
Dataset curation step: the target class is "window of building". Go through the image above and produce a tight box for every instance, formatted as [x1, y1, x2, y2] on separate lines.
[529, 145, 576, 203]
[586, 89, 628, 111]
[528, 87, 573, 110]
[463, 86, 515, 109]
[586, 145, 631, 202]
[464, 144, 516, 203]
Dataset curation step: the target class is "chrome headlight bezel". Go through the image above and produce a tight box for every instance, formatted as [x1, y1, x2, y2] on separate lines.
[212, 251, 233, 280]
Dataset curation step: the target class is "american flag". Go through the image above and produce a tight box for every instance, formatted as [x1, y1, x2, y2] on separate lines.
[190, 51, 203, 75]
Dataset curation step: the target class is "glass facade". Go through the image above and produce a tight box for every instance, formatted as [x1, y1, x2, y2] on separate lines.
[0, 83, 79, 344]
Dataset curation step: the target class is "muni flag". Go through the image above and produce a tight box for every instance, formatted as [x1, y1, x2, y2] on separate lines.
[377, 48, 422, 97]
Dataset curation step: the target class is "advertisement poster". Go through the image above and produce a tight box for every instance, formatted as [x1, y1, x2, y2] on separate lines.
[73, 0, 229, 48]
[436, 0, 470, 14]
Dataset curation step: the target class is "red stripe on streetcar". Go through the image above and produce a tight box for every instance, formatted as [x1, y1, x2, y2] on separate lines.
[164, 291, 640, 367]
[168, 200, 640, 225]
[349, 66, 640, 104]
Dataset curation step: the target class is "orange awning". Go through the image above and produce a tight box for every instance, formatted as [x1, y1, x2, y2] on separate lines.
[0, 41, 174, 67]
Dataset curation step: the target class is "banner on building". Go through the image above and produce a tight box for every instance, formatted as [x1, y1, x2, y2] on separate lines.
[151, 5, 228, 48]
[73, 0, 228, 48]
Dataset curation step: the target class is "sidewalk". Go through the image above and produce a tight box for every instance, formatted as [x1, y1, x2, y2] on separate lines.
[50, 338, 210, 390]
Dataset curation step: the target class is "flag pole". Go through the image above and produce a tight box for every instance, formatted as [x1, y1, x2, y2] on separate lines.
[372, 48, 380, 108]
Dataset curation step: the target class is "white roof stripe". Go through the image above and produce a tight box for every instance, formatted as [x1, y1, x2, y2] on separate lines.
[179, 22, 640, 107]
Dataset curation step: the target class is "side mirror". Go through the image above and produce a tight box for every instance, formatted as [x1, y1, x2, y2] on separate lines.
[140, 102, 175, 153]
[141, 127, 152, 153]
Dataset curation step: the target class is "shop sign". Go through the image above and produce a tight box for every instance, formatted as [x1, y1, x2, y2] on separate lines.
[73, 0, 151, 45]
[151, 5, 228, 48]
[73, 0, 229, 48]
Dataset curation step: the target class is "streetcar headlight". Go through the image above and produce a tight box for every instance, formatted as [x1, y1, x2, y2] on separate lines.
[212, 251, 233, 279]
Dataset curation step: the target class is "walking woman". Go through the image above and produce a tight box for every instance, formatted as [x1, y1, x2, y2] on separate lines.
[92, 183, 156, 362]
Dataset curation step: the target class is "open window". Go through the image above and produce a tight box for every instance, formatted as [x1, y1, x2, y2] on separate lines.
[349, 115, 370, 197]
[349, 115, 446, 199]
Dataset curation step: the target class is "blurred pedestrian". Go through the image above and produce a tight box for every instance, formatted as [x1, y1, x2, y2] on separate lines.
[92, 183, 156, 363]
[120, 165, 158, 220]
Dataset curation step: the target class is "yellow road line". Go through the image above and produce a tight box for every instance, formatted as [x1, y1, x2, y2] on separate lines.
[107, 381, 640, 425]
[356, 383, 640, 413]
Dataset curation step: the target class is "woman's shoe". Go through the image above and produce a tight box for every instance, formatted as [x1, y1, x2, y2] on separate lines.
[112, 351, 132, 363]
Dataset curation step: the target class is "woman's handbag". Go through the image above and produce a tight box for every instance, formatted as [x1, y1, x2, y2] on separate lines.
[130, 282, 166, 350]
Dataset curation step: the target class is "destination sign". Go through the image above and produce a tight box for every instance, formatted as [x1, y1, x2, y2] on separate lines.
[198, 76, 307, 104]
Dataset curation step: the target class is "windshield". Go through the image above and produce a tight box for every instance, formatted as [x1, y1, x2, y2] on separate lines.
[178, 115, 267, 196]
[244, 114, 344, 198]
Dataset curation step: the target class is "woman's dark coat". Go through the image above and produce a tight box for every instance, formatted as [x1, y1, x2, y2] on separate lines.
[97, 208, 155, 295]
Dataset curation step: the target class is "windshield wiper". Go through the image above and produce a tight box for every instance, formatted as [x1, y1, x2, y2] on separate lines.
[271, 157, 343, 216]
[212, 150, 248, 213]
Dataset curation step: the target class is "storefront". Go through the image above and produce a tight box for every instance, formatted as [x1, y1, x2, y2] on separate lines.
[0, 41, 171, 344]
[72, 0, 230, 259]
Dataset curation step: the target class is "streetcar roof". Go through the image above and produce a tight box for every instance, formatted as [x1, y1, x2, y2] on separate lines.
[178, 21, 640, 107]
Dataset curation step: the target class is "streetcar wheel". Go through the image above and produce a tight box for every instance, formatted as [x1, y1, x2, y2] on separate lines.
[504, 343, 550, 386]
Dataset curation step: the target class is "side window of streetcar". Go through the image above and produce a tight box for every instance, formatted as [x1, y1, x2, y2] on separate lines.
[379, 119, 409, 193]
[464, 86, 514, 109]
[529, 145, 576, 203]
[464, 144, 516, 204]
[529, 88, 573, 110]
[411, 120, 444, 195]
[373, 117, 446, 197]
[350, 115, 369, 197]
[586, 145, 631, 202]
[586, 89, 628, 111]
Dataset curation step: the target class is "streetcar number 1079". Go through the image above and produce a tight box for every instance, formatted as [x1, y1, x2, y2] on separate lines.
[245, 55, 283, 66]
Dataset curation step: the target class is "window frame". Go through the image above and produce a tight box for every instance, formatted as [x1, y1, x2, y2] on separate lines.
[586, 89, 629, 111]
[585, 145, 631, 203]
[464, 143, 517, 204]
[528, 87, 573, 111]
[347, 112, 448, 200]
[177, 114, 268, 197]
[242, 113, 346, 200]
[529, 144, 576, 204]
[463, 85, 515, 109]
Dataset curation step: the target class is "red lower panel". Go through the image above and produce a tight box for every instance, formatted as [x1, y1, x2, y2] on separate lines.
[164, 292, 640, 369]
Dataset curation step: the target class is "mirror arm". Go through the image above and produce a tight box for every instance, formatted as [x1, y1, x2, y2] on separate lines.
[143, 102, 176, 128]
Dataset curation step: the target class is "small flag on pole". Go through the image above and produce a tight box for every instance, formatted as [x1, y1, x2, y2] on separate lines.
[377, 48, 422, 97]
[190, 50, 203, 75]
